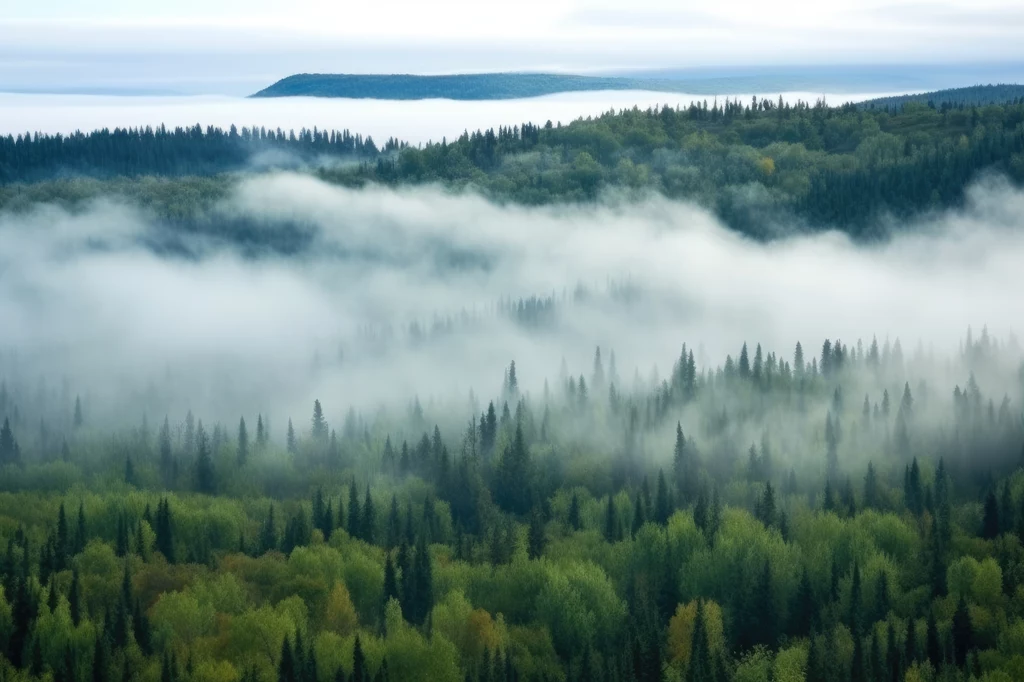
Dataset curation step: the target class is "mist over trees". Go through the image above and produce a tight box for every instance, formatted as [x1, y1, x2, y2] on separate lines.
[1, 309, 1024, 682]
[2, 89, 1024, 682]
[3, 95, 1024, 239]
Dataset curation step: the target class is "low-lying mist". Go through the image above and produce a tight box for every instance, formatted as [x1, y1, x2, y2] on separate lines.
[1, 173, 1023, 432]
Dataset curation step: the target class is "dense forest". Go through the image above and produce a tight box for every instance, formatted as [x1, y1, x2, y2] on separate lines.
[3, 94, 1024, 238]
[860, 86, 1024, 111]
[0, 326, 1022, 682]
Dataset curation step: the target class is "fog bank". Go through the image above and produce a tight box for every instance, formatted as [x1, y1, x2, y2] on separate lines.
[1, 174, 1022, 425]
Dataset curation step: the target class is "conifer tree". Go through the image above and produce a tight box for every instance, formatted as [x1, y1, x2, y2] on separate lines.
[982, 489, 1001, 539]
[194, 421, 216, 495]
[568, 492, 581, 531]
[348, 481, 362, 539]
[362, 487, 376, 544]
[312, 400, 328, 442]
[237, 417, 248, 466]
[527, 507, 546, 559]
[952, 595, 973, 667]
[654, 469, 671, 524]
[286, 419, 297, 454]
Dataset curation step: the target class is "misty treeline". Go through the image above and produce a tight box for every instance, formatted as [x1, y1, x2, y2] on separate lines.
[3, 97, 1024, 239]
[0, 325, 1022, 682]
[0, 124, 405, 185]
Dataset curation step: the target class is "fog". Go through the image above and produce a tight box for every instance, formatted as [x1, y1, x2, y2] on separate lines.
[1, 173, 1023, 436]
[0, 90, 908, 145]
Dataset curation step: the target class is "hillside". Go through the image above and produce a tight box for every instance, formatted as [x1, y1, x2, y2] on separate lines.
[861, 83, 1024, 109]
[4, 96, 1024, 239]
[250, 72, 696, 100]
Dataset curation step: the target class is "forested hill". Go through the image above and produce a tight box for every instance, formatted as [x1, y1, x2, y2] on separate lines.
[3, 97, 1024, 238]
[861, 84, 1024, 110]
[251, 73, 695, 100]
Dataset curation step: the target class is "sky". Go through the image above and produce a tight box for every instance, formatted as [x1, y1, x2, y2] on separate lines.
[3, 1, 1024, 94]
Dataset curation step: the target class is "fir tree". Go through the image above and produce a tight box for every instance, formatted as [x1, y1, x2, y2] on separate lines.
[237, 417, 249, 466]
[527, 507, 546, 559]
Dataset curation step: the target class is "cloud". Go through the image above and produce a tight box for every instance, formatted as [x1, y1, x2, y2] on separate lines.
[1, 174, 1022, 432]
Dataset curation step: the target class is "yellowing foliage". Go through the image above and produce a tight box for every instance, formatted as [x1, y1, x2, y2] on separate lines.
[666, 599, 724, 669]
[323, 582, 359, 636]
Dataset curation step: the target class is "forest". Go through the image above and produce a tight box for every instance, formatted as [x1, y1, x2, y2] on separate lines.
[0, 324, 1023, 682]
[3, 94, 1024, 238]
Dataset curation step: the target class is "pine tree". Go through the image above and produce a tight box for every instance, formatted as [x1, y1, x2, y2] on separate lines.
[789, 567, 815, 637]
[278, 636, 296, 682]
[805, 632, 825, 682]
[654, 469, 671, 524]
[887, 622, 901, 682]
[91, 637, 108, 682]
[851, 631, 866, 682]
[744, 560, 776, 651]
[56, 502, 69, 570]
[256, 504, 276, 555]
[982, 489, 1001, 539]
[74, 395, 83, 428]
[152, 425, 171, 492]
[528, 507, 546, 559]
[0, 417, 18, 465]
[631, 493, 646, 537]
[415, 536, 435, 625]
[362, 487, 376, 544]
[755, 481, 776, 527]
[850, 562, 863, 638]
[194, 421, 216, 494]
[124, 455, 136, 486]
[348, 481, 362, 539]
[312, 400, 328, 442]
[926, 610, 941, 666]
[952, 595, 973, 667]
[687, 600, 715, 682]
[287, 419, 297, 454]
[568, 492, 581, 531]
[864, 461, 879, 509]
[352, 634, 367, 682]
[383, 554, 399, 618]
[69, 568, 82, 626]
[75, 502, 87, 554]
[237, 417, 249, 466]
[904, 618, 918, 665]
[155, 498, 175, 563]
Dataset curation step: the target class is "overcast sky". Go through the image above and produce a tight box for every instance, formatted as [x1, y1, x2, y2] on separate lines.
[3, 1, 1024, 94]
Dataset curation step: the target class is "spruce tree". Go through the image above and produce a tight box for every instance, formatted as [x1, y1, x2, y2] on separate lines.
[194, 421, 216, 495]
[527, 507, 546, 559]
[568, 492, 581, 531]
[286, 419, 297, 454]
[982, 490, 1001, 539]
[952, 596, 973, 667]
[790, 567, 815, 637]
[603, 494, 618, 542]
[278, 636, 296, 682]
[348, 481, 361, 539]
[159, 416, 173, 484]
[362, 487, 376, 544]
[352, 634, 366, 682]
[654, 469, 671, 524]
[312, 400, 328, 442]
[237, 417, 249, 466]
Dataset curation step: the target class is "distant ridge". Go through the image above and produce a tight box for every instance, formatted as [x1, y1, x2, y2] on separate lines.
[251, 73, 693, 100]
[860, 83, 1024, 109]
[252, 73, 1024, 103]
